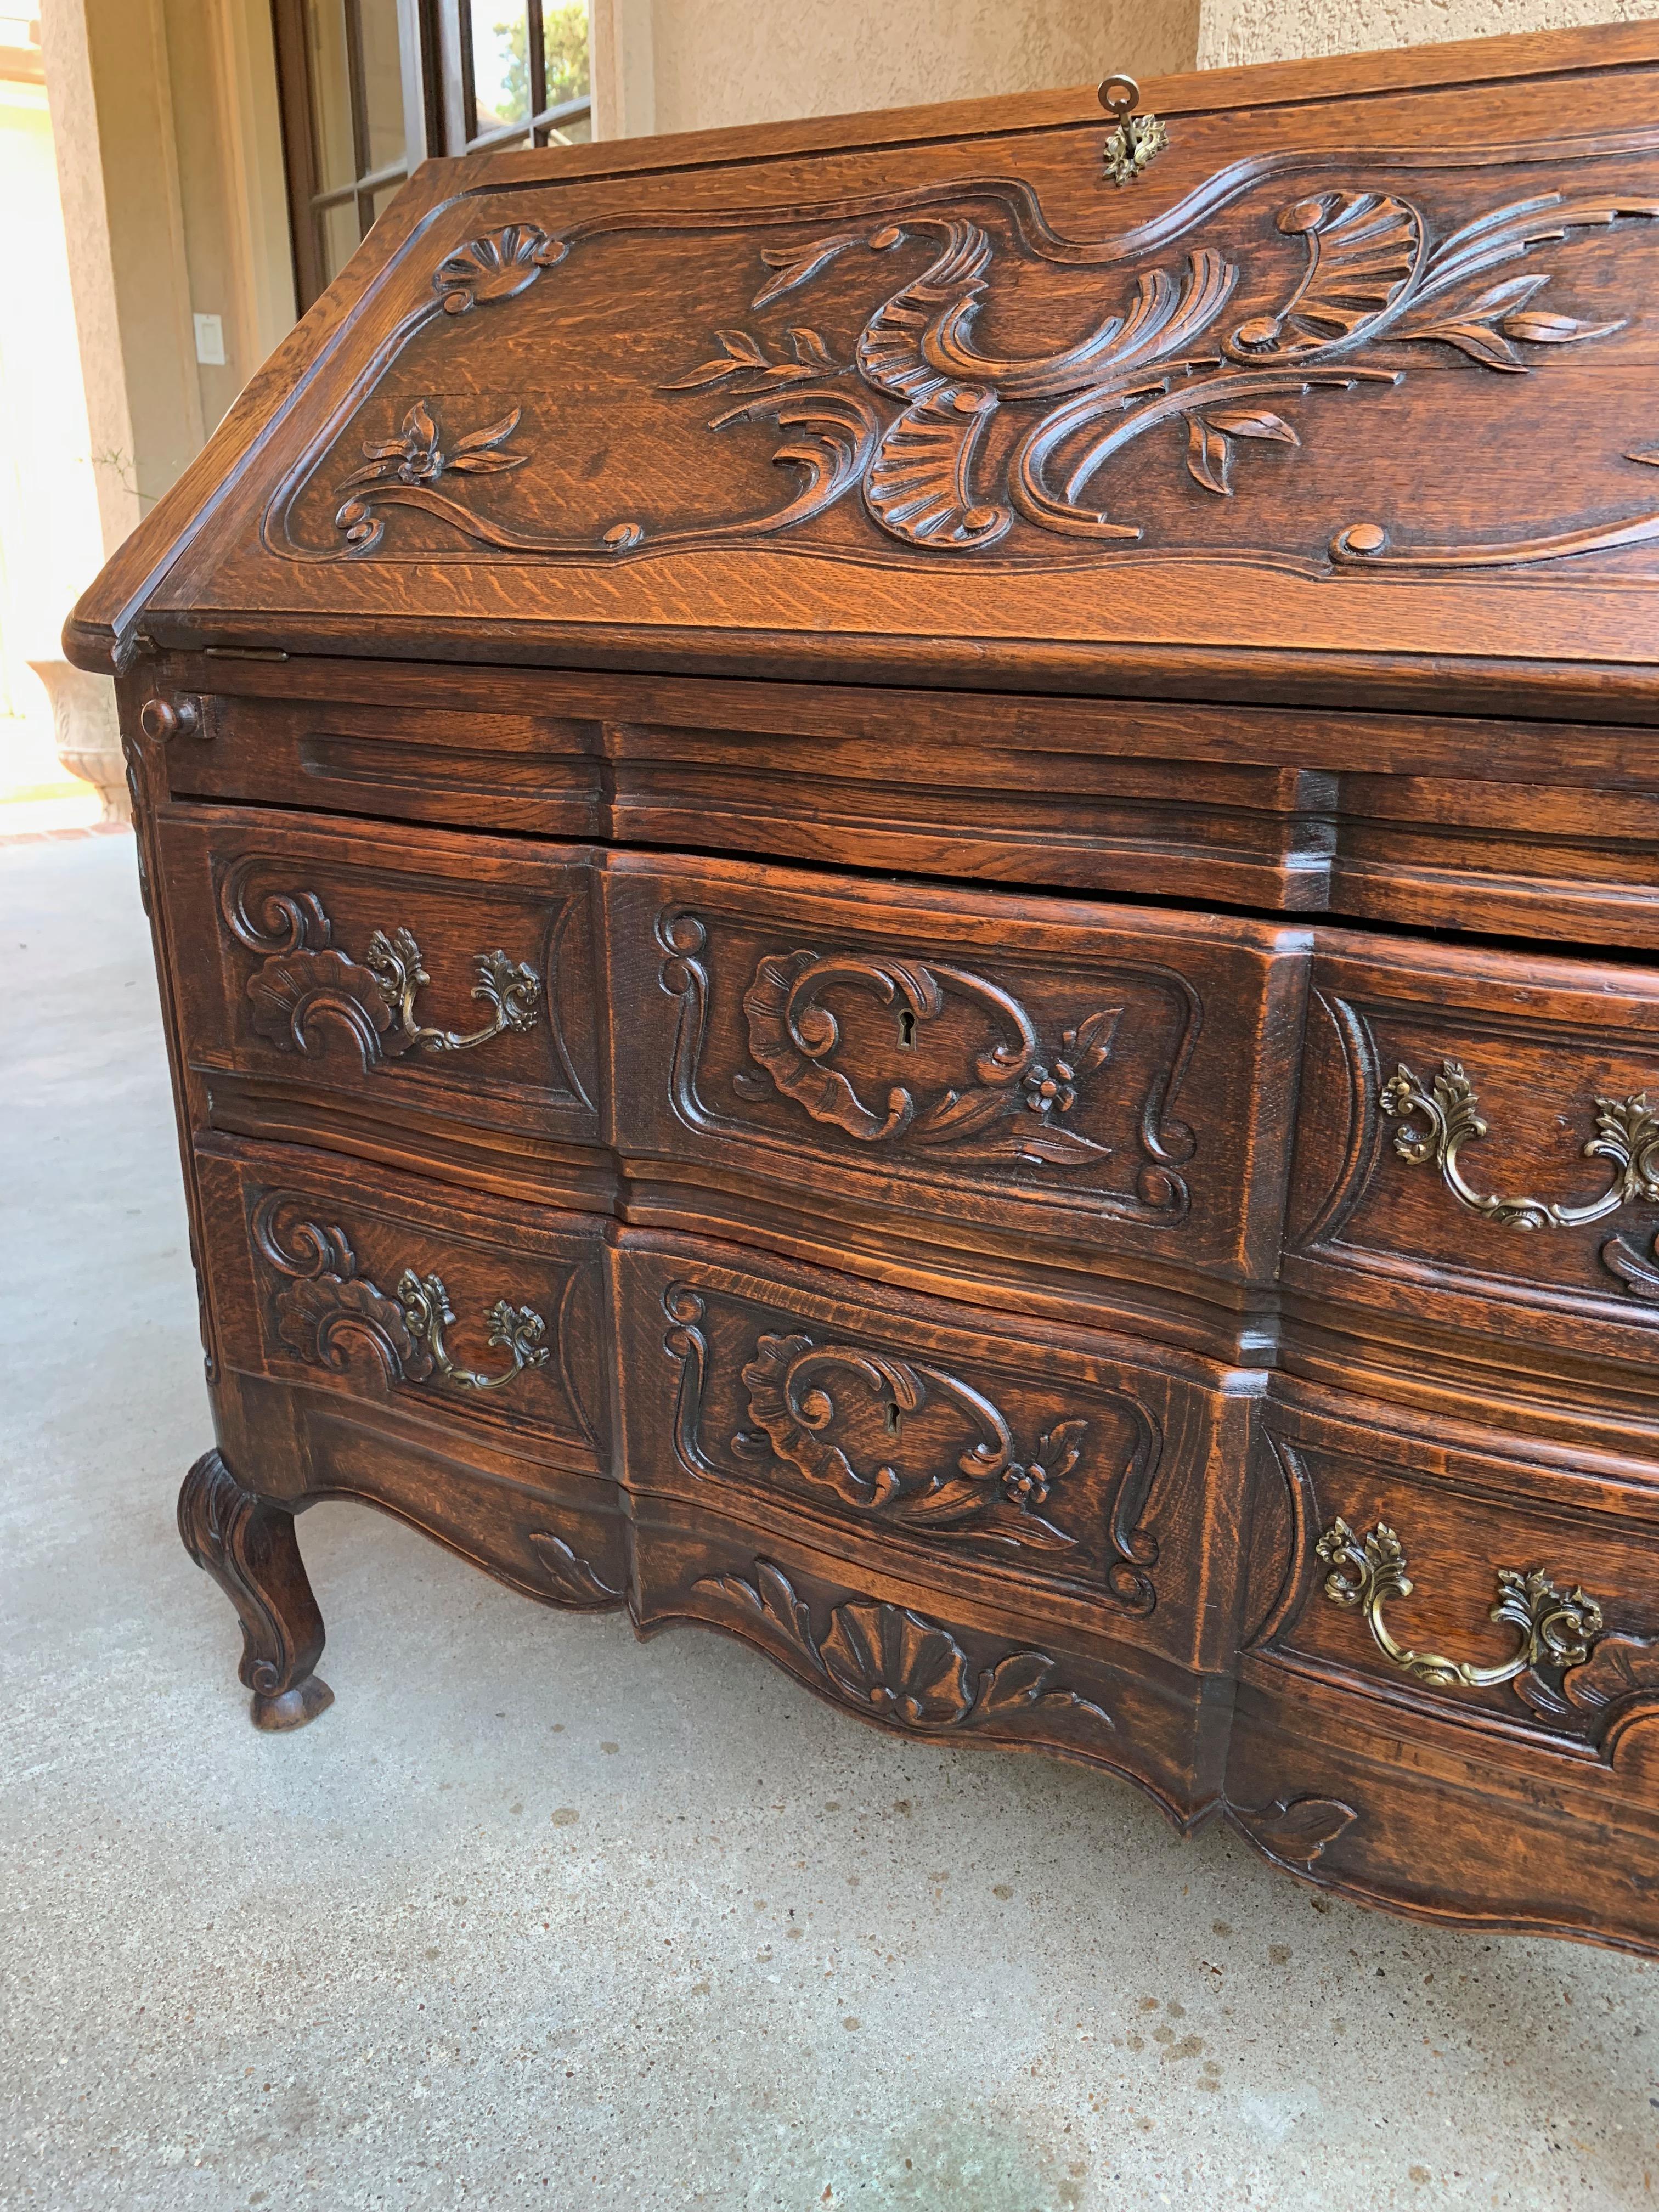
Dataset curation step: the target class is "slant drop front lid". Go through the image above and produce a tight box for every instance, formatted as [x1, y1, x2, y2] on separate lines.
[65, 24, 1659, 705]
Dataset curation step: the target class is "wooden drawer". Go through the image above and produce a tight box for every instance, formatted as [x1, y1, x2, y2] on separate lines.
[1251, 1387, 1659, 1735]
[160, 806, 605, 1187]
[195, 1138, 612, 1472]
[614, 1229, 1260, 1682]
[166, 684, 607, 839]
[605, 853, 1310, 1296]
[1221, 1384, 1659, 1949]
[1285, 930, 1659, 1391]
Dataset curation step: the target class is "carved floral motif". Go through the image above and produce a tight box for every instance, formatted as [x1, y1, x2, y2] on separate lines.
[335, 400, 525, 552]
[692, 1558, 1116, 1740]
[1226, 1793, 1357, 1869]
[528, 1532, 624, 1608]
[312, 178, 1659, 568]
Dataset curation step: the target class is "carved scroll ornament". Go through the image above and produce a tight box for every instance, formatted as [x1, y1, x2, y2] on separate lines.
[740, 946, 1121, 1166]
[657, 910, 1195, 1211]
[303, 166, 1659, 570]
[221, 857, 540, 1068]
[1379, 1057, 1659, 1300]
[664, 1284, 1160, 1606]
[255, 1193, 549, 1396]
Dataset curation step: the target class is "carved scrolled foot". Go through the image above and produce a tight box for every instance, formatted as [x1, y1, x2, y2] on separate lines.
[177, 1450, 332, 1731]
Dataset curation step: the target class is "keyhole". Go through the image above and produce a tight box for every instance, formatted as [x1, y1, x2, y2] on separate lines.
[897, 1008, 916, 1048]
[884, 1400, 901, 1438]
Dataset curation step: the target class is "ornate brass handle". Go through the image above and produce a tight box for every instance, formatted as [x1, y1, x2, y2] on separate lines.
[1098, 74, 1167, 188]
[255, 1196, 549, 1396]
[221, 861, 540, 1066]
[1379, 1059, 1659, 1229]
[1315, 1517, 1604, 1697]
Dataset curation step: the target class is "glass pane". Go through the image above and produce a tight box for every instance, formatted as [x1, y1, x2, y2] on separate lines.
[539, 1, 589, 110]
[543, 110, 592, 146]
[304, 0, 357, 195]
[320, 199, 362, 287]
[470, 3, 530, 136]
[358, 0, 408, 176]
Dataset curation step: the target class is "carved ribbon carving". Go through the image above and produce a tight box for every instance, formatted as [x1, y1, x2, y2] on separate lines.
[305, 171, 1659, 569]
[1316, 1516, 1604, 1708]
[1379, 1058, 1659, 1300]
[221, 857, 540, 1067]
[664, 1285, 1159, 1606]
[740, 947, 1120, 1166]
[254, 1192, 549, 1395]
[692, 1558, 1115, 1740]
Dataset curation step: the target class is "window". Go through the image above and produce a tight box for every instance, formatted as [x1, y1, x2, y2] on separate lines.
[272, 0, 591, 311]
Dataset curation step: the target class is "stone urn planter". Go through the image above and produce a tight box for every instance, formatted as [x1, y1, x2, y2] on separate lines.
[28, 655, 128, 821]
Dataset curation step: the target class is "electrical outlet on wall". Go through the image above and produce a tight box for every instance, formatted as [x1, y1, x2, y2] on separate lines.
[193, 313, 227, 368]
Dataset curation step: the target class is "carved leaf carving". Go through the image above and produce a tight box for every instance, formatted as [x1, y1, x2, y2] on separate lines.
[528, 1532, 623, 1610]
[1229, 1794, 1358, 1868]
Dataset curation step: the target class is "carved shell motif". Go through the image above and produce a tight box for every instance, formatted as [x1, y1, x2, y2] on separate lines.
[694, 1559, 1115, 1741]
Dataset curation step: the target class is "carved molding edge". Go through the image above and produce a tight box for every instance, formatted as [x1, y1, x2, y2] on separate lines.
[691, 1558, 1116, 1745]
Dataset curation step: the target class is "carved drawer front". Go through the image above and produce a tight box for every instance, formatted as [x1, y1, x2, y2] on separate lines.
[1285, 934, 1659, 1372]
[615, 1231, 1258, 1679]
[1250, 1392, 1659, 1743]
[194, 1142, 611, 1469]
[159, 806, 603, 1181]
[606, 853, 1309, 1290]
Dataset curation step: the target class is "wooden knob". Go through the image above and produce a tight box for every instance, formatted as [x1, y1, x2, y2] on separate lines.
[139, 695, 202, 742]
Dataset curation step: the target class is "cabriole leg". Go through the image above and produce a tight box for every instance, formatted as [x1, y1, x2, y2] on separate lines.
[177, 1449, 333, 1731]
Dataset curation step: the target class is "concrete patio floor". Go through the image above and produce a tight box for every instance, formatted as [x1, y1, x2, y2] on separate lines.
[2, 827, 1656, 2211]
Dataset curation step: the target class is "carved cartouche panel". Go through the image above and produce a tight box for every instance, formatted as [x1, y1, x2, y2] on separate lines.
[662, 1281, 1160, 1608]
[692, 1558, 1116, 1746]
[655, 907, 1198, 1217]
[273, 151, 1659, 575]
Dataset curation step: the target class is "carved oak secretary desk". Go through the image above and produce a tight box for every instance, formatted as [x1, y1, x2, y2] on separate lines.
[67, 21, 1659, 1955]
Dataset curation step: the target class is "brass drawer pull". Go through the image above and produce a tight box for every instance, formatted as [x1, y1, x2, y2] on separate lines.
[1316, 1517, 1604, 1696]
[1098, 74, 1166, 188]
[256, 1195, 549, 1396]
[1380, 1058, 1659, 1231]
[222, 860, 540, 1065]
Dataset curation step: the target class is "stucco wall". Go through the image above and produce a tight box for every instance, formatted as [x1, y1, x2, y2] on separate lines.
[645, 0, 1200, 138]
[1197, 0, 1659, 69]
